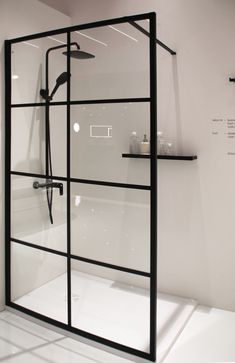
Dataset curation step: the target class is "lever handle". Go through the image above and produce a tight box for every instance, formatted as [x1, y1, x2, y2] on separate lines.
[33, 181, 49, 189]
[33, 181, 63, 196]
[56, 183, 63, 196]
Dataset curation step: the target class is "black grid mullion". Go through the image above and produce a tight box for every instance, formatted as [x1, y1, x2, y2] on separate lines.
[8, 301, 151, 361]
[11, 97, 150, 108]
[10, 238, 150, 278]
[66, 32, 72, 327]
[10, 171, 151, 190]
[8, 12, 154, 43]
[5, 40, 12, 305]
[149, 13, 157, 362]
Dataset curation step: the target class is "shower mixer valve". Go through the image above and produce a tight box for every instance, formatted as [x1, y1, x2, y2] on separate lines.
[33, 180, 63, 196]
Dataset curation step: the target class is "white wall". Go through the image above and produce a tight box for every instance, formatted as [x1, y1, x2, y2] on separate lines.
[68, 0, 235, 311]
[0, 0, 70, 309]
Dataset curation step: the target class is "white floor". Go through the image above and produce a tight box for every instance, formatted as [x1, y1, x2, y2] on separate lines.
[0, 309, 135, 363]
[12, 270, 197, 362]
[2, 305, 235, 362]
[164, 305, 235, 363]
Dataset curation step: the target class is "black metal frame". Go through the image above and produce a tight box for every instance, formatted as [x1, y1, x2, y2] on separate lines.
[5, 12, 163, 361]
[129, 21, 176, 55]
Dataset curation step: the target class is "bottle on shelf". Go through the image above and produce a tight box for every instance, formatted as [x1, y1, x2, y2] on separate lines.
[129, 131, 140, 154]
[165, 142, 173, 155]
[157, 131, 165, 154]
[157, 131, 175, 155]
[140, 134, 150, 154]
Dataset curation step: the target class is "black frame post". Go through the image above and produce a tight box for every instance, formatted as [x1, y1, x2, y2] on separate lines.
[66, 32, 72, 327]
[5, 40, 11, 305]
[149, 13, 157, 362]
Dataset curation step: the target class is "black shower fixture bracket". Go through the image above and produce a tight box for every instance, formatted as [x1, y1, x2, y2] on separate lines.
[229, 77, 235, 82]
[129, 20, 176, 55]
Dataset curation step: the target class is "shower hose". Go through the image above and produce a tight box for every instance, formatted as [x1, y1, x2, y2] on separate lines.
[46, 105, 54, 224]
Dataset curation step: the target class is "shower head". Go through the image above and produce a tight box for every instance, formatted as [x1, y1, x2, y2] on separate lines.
[40, 42, 94, 102]
[62, 46, 95, 59]
[40, 71, 71, 101]
[56, 71, 69, 86]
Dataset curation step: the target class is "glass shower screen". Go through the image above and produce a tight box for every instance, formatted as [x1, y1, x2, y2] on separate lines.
[5, 12, 157, 362]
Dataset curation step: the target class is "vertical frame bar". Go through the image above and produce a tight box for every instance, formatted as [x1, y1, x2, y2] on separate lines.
[66, 32, 72, 327]
[149, 13, 157, 362]
[5, 40, 12, 305]
[45, 59, 49, 177]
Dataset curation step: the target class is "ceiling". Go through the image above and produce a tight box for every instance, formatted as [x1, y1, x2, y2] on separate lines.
[39, 0, 71, 16]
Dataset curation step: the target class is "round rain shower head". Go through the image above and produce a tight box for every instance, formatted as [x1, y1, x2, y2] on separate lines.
[63, 50, 95, 59]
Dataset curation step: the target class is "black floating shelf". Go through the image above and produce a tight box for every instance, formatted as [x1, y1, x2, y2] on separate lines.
[122, 153, 197, 161]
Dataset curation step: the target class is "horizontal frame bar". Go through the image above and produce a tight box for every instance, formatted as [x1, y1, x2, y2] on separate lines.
[11, 238, 150, 277]
[8, 12, 155, 44]
[70, 254, 150, 277]
[122, 153, 198, 160]
[70, 177, 151, 190]
[7, 302, 151, 360]
[11, 98, 150, 108]
[10, 171, 151, 190]
[158, 155, 197, 160]
[11, 102, 46, 108]
[11, 238, 67, 257]
[10, 170, 67, 181]
[129, 21, 176, 55]
[122, 153, 150, 159]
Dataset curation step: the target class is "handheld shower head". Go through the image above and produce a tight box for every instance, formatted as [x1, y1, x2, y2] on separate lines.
[49, 71, 70, 99]
[56, 71, 69, 86]
[40, 72, 70, 101]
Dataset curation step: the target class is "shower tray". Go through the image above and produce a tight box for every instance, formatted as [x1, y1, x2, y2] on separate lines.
[14, 270, 197, 362]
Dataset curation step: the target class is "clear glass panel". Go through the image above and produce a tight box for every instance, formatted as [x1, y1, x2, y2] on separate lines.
[71, 103, 150, 185]
[71, 260, 150, 352]
[11, 242, 67, 323]
[71, 183, 150, 272]
[11, 106, 66, 177]
[12, 34, 68, 104]
[11, 175, 67, 253]
[9, 16, 153, 356]
[71, 21, 149, 100]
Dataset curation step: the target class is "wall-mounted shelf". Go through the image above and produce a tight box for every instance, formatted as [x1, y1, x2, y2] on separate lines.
[122, 153, 197, 161]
